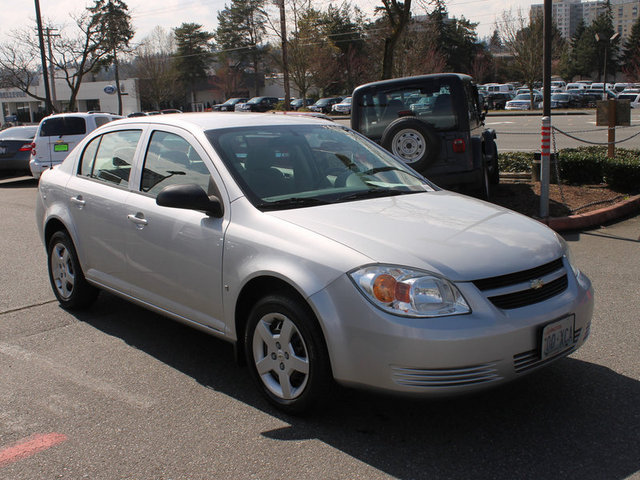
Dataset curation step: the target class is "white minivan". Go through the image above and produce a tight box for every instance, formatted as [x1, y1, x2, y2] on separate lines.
[30, 112, 122, 179]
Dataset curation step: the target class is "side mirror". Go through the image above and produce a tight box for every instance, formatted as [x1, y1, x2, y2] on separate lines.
[156, 183, 223, 217]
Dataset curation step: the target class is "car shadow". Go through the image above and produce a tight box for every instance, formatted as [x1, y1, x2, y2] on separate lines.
[0, 175, 38, 188]
[75, 293, 640, 480]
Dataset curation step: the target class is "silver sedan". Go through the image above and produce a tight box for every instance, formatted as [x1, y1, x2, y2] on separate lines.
[35, 113, 593, 413]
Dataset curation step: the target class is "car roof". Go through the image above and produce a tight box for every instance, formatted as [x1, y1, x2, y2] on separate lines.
[353, 73, 472, 93]
[109, 112, 334, 131]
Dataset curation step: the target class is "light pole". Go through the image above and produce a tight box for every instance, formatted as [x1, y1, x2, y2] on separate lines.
[595, 32, 619, 99]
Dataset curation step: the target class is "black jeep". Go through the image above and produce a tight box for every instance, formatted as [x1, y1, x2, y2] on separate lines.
[350, 73, 498, 197]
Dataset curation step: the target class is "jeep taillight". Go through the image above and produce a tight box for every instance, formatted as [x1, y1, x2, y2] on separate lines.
[452, 139, 465, 153]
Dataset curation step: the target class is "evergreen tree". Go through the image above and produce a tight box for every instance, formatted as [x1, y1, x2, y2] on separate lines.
[174, 23, 214, 108]
[622, 15, 640, 81]
[89, 0, 134, 115]
[590, 5, 620, 83]
[214, 0, 267, 96]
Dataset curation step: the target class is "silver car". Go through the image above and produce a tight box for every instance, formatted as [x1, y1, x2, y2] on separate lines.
[35, 113, 593, 413]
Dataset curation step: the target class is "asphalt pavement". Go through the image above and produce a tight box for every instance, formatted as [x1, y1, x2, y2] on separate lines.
[0, 175, 639, 480]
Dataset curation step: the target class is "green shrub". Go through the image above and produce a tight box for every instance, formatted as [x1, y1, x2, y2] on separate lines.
[499, 147, 640, 192]
[498, 151, 533, 172]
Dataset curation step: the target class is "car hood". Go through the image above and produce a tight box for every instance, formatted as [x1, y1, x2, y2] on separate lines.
[271, 191, 563, 281]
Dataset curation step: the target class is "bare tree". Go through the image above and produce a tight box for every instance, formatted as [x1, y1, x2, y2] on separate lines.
[378, 0, 412, 79]
[132, 26, 183, 110]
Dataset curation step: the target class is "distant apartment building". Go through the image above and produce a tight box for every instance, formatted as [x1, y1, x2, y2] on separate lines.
[531, 0, 640, 40]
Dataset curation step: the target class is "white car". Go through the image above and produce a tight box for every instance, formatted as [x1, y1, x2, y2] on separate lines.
[617, 92, 640, 108]
[331, 97, 352, 115]
[35, 113, 593, 413]
[505, 94, 543, 110]
[30, 112, 122, 179]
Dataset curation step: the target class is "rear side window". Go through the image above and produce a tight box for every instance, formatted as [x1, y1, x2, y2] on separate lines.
[94, 116, 114, 128]
[79, 130, 141, 187]
[40, 117, 86, 137]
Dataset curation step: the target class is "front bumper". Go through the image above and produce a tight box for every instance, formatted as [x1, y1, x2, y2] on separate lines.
[309, 262, 593, 397]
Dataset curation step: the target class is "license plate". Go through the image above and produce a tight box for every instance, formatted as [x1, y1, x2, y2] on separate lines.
[541, 316, 574, 360]
[54, 143, 69, 152]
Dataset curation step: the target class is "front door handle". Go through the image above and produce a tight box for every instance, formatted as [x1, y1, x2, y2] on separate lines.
[127, 213, 148, 229]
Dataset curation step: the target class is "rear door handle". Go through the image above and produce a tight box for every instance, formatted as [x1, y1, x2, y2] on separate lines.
[70, 195, 86, 208]
[127, 213, 148, 229]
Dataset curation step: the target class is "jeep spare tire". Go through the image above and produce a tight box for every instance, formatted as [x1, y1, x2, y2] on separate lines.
[381, 118, 441, 171]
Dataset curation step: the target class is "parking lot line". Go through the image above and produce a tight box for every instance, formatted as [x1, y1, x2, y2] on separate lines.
[0, 433, 67, 467]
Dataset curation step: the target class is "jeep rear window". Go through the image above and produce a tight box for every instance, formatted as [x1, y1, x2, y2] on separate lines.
[40, 117, 86, 137]
[356, 80, 458, 140]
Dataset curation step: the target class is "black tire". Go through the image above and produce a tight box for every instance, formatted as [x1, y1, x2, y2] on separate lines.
[244, 294, 331, 414]
[381, 118, 441, 172]
[489, 140, 500, 185]
[478, 161, 491, 200]
[47, 231, 99, 310]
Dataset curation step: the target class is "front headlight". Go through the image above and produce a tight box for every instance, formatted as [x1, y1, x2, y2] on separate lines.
[349, 265, 470, 318]
[557, 235, 581, 278]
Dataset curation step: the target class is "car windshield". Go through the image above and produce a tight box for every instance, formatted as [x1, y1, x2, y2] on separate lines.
[315, 99, 331, 106]
[0, 126, 38, 140]
[513, 94, 531, 100]
[207, 124, 433, 211]
[222, 98, 241, 105]
[247, 97, 263, 105]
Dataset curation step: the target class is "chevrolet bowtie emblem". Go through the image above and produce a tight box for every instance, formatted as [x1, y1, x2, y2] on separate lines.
[530, 278, 545, 290]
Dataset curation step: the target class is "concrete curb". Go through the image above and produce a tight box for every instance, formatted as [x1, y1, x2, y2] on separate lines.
[540, 194, 640, 232]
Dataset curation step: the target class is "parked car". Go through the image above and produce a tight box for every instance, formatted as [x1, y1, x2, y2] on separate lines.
[484, 92, 514, 110]
[290, 98, 314, 110]
[213, 98, 249, 112]
[331, 96, 352, 115]
[236, 96, 280, 112]
[505, 93, 543, 110]
[0, 125, 38, 176]
[35, 112, 593, 413]
[617, 92, 640, 108]
[30, 112, 122, 179]
[308, 97, 343, 114]
[550, 93, 583, 109]
[351, 73, 499, 198]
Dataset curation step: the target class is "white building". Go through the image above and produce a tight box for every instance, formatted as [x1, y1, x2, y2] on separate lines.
[0, 76, 141, 126]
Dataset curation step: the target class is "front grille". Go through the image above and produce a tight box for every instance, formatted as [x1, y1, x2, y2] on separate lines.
[513, 327, 582, 373]
[487, 275, 568, 309]
[472, 258, 568, 310]
[391, 363, 502, 388]
[473, 258, 564, 291]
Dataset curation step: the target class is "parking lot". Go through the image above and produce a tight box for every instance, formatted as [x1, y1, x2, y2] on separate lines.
[1, 173, 639, 479]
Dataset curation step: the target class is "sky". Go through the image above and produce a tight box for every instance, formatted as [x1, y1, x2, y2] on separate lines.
[1, 0, 537, 46]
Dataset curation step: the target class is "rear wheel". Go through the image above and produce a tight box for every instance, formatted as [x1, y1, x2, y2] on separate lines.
[245, 294, 331, 414]
[47, 231, 99, 310]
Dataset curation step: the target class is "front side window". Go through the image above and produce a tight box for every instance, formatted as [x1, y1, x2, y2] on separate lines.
[79, 130, 141, 186]
[140, 131, 212, 196]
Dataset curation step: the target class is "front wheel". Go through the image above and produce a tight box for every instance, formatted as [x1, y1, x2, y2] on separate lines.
[244, 294, 331, 414]
[47, 231, 99, 310]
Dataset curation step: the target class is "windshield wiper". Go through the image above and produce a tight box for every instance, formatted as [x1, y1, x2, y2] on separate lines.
[337, 188, 406, 203]
[361, 165, 425, 181]
[257, 197, 332, 211]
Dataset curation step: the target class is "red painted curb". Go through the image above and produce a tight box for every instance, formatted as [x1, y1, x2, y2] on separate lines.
[0, 433, 67, 467]
[541, 194, 640, 232]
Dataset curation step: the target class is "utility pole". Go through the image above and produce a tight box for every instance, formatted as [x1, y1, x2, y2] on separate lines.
[34, 0, 53, 115]
[45, 27, 60, 112]
[540, 0, 552, 220]
[276, 0, 291, 110]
